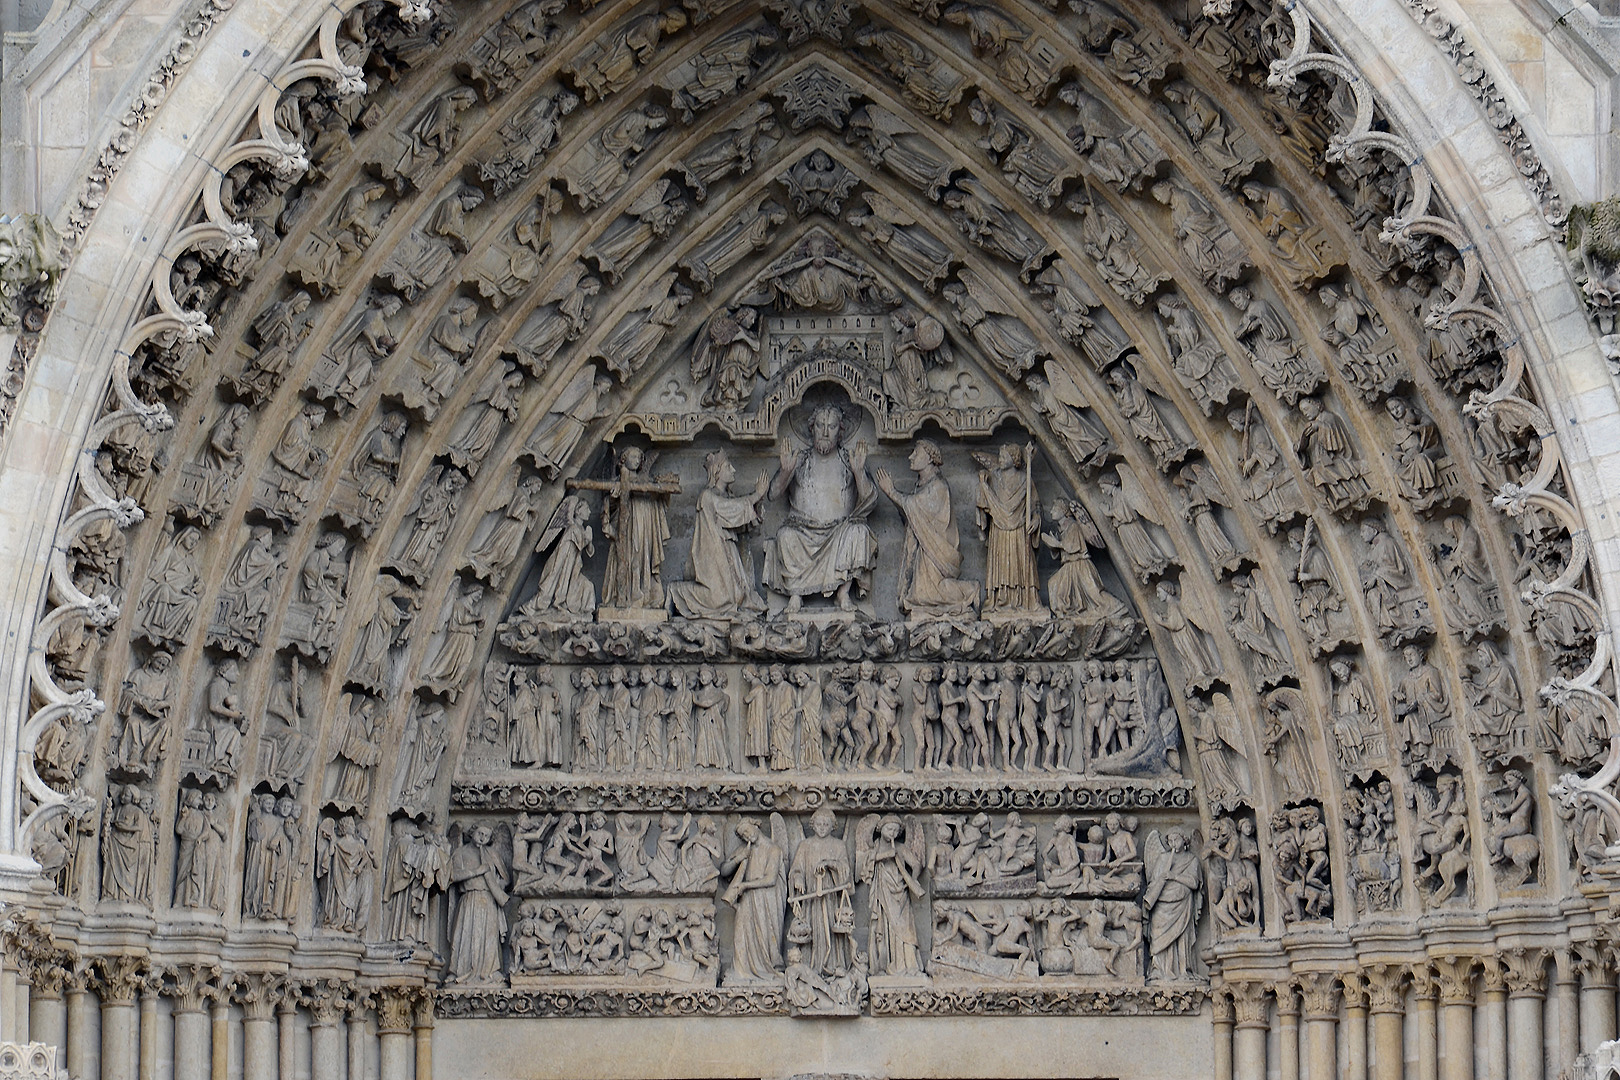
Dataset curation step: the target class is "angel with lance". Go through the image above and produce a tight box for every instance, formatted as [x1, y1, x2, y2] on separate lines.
[1144, 827, 1202, 982]
[669, 448, 770, 620]
[975, 443, 1042, 615]
[857, 815, 925, 977]
[515, 495, 596, 621]
[447, 824, 510, 986]
[721, 815, 788, 984]
[691, 306, 763, 409]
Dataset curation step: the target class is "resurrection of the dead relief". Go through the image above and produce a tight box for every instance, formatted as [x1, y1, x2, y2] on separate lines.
[11, 0, 1602, 1055]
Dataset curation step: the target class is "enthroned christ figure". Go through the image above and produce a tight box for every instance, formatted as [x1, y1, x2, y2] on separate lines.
[764, 403, 879, 614]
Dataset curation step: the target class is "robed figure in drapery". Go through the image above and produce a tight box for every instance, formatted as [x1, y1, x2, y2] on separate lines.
[721, 816, 787, 983]
[857, 815, 925, 976]
[975, 444, 1041, 614]
[1144, 828, 1202, 982]
[765, 405, 878, 613]
[875, 440, 978, 618]
[447, 826, 509, 986]
[596, 447, 673, 611]
[787, 808, 854, 978]
[669, 449, 769, 620]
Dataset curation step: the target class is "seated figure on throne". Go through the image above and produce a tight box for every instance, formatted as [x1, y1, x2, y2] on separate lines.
[764, 403, 879, 614]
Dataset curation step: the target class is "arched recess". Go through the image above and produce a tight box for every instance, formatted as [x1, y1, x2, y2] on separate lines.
[0, 0, 1616, 1074]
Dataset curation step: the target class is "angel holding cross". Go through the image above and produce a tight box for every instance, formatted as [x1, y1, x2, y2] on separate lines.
[568, 446, 679, 613]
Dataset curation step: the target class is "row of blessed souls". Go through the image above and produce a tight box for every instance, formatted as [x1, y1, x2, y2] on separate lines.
[473, 657, 1173, 777]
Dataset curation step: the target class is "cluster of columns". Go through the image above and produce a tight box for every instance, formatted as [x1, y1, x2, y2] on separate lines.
[1211, 948, 1582, 1080]
[0, 932, 433, 1080]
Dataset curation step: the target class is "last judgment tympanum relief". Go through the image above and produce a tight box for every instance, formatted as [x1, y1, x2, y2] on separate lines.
[9, 0, 1617, 1070]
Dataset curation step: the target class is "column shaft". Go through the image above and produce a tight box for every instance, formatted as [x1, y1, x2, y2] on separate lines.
[1579, 981, 1616, 1047]
[210, 1002, 229, 1080]
[140, 993, 158, 1080]
[278, 1006, 297, 1080]
[311, 1022, 342, 1080]
[101, 1000, 137, 1080]
[1481, 989, 1507, 1080]
[1553, 977, 1578, 1080]
[1507, 994, 1543, 1080]
[379, 1031, 411, 1080]
[1213, 1018, 1234, 1080]
[1415, 997, 1438, 1080]
[1371, 1011, 1403, 1080]
[1440, 1003, 1473, 1080]
[1345, 1005, 1368, 1080]
[347, 1015, 367, 1080]
[30, 994, 64, 1054]
[243, 1017, 276, 1080]
[413, 1023, 431, 1080]
[1278, 1010, 1300, 1080]
[11, 977, 30, 1044]
[66, 988, 95, 1080]
[1306, 1018, 1336, 1080]
[174, 1009, 210, 1080]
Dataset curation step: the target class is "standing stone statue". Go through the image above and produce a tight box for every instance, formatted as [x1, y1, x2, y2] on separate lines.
[315, 814, 376, 933]
[448, 826, 510, 986]
[383, 818, 451, 947]
[570, 447, 679, 614]
[857, 814, 925, 977]
[765, 405, 879, 614]
[787, 808, 854, 979]
[721, 816, 788, 984]
[669, 448, 770, 620]
[875, 440, 979, 619]
[1143, 827, 1202, 981]
[516, 496, 597, 622]
[975, 444, 1043, 615]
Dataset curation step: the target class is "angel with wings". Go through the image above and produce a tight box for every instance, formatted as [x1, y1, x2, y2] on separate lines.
[1143, 827, 1202, 982]
[1189, 692, 1248, 808]
[942, 270, 1042, 379]
[857, 815, 926, 977]
[515, 495, 596, 621]
[848, 190, 955, 292]
[1041, 499, 1128, 620]
[721, 814, 788, 984]
[521, 366, 614, 480]
[1096, 464, 1175, 583]
[465, 472, 547, 588]
[690, 306, 763, 409]
[1026, 363, 1112, 474]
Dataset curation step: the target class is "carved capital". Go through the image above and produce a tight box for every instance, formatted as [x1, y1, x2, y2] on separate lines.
[1432, 955, 1478, 1005]
[1499, 948, 1549, 999]
[302, 979, 349, 1027]
[413, 991, 435, 1030]
[1228, 980, 1271, 1028]
[1340, 971, 1368, 1011]
[163, 964, 221, 1015]
[7, 922, 73, 1001]
[232, 972, 287, 1022]
[1271, 980, 1299, 1018]
[1210, 989, 1235, 1024]
[1297, 972, 1340, 1020]
[1479, 956, 1507, 996]
[1574, 941, 1615, 988]
[90, 955, 148, 1004]
[375, 986, 420, 1034]
[1409, 964, 1437, 1002]
[1364, 963, 1408, 1014]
